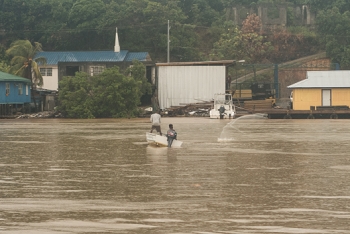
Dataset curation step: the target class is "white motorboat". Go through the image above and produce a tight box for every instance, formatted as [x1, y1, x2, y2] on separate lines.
[146, 133, 183, 147]
[209, 93, 236, 119]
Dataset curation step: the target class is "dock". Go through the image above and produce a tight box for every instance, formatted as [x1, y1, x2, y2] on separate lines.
[245, 107, 350, 119]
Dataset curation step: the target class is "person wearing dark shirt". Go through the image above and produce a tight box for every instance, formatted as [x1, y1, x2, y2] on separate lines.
[166, 124, 177, 147]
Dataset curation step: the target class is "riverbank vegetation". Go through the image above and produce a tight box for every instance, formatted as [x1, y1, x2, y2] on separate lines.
[1, 0, 349, 65]
[58, 61, 151, 118]
[1, 0, 350, 117]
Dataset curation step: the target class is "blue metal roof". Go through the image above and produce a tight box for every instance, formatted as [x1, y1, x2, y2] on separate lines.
[35, 50, 149, 65]
[125, 52, 149, 61]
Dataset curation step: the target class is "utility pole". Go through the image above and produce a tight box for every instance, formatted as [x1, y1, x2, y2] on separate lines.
[274, 64, 279, 99]
[167, 20, 170, 63]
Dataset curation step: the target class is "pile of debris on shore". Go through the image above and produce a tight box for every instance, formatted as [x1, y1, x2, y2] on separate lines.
[140, 100, 214, 118]
[16, 111, 62, 119]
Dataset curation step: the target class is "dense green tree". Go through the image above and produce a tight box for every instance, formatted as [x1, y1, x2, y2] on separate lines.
[91, 66, 143, 118]
[306, 0, 350, 13]
[210, 21, 238, 59]
[57, 72, 94, 118]
[33, 0, 75, 50]
[0, 0, 32, 39]
[316, 7, 350, 68]
[212, 15, 272, 77]
[125, 60, 152, 96]
[62, 0, 108, 50]
[178, 0, 224, 26]
[170, 24, 204, 61]
[269, 28, 318, 63]
[0, 0, 337, 64]
[0, 61, 10, 72]
[233, 30, 273, 77]
[100, 0, 188, 61]
[58, 62, 149, 118]
[0, 45, 9, 72]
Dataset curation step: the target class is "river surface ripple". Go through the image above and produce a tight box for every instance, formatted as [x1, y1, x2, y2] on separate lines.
[1, 117, 350, 233]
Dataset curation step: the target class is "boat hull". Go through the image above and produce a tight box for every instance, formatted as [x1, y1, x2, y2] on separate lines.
[146, 133, 183, 147]
[209, 110, 235, 119]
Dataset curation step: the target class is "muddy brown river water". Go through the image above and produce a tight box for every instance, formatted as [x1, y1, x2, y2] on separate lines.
[0, 116, 350, 233]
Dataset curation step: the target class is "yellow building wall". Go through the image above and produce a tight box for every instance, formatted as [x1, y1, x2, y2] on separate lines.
[332, 89, 350, 106]
[293, 88, 350, 110]
[293, 89, 321, 110]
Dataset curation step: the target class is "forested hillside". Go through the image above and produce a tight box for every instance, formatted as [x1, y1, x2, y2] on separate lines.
[1, 0, 350, 68]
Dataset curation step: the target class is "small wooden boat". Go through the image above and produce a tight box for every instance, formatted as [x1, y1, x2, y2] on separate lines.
[146, 133, 183, 147]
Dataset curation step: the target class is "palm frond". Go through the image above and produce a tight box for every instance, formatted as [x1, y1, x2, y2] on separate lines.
[6, 40, 32, 58]
[10, 65, 26, 77]
[35, 57, 47, 66]
[33, 42, 43, 52]
[6, 40, 45, 86]
[10, 56, 27, 66]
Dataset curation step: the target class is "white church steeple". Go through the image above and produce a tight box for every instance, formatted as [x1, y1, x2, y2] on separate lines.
[114, 27, 120, 52]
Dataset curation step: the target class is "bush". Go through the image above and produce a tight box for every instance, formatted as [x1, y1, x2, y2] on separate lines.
[58, 62, 149, 118]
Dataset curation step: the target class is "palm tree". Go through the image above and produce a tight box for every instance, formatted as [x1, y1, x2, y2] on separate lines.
[6, 40, 47, 111]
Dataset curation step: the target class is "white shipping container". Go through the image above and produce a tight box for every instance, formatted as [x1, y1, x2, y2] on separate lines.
[157, 66, 226, 109]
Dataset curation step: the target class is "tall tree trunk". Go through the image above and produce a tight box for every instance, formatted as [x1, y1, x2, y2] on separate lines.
[28, 63, 38, 112]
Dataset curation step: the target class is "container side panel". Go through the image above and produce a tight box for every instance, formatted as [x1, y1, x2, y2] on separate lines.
[158, 66, 225, 109]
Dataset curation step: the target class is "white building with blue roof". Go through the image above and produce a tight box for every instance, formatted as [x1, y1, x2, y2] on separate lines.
[36, 28, 153, 91]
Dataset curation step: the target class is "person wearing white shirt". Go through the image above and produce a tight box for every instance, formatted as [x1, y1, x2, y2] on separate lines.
[150, 111, 162, 135]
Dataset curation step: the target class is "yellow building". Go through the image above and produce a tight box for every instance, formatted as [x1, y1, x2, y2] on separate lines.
[288, 71, 350, 110]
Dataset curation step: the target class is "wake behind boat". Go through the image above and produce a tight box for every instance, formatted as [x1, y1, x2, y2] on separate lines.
[146, 132, 183, 147]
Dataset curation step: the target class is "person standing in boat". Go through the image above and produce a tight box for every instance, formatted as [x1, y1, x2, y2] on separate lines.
[150, 110, 162, 135]
[166, 124, 177, 148]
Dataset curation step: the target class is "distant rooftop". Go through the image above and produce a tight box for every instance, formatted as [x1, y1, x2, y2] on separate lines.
[0, 71, 31, 83]
[288, 71, 350, 88]
[156, 60, 235, 66]
[35, 51, 151, 65]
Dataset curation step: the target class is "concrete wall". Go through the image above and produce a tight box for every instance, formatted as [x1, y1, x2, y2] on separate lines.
[40, 65, 59, 91]
[229, 4, 316, 31]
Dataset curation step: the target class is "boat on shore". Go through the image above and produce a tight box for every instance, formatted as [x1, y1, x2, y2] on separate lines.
[146, 133, 183, 147]
[209, 93, 236, 119]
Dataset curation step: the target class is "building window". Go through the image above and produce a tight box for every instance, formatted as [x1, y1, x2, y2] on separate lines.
[90, 66, 105, 76]
[46, 68, 52, 76]
[18, 83, 23, 95]
[26, 85, 29, 95]
[40, 68, 53, 76]
[5, 83, 10, 96]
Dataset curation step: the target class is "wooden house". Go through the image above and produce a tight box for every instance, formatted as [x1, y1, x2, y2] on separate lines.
[288, 71, 350, 110]
[0, 71, 31, 115]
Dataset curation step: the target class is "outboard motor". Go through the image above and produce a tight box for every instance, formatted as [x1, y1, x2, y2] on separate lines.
[219, 105, 225, 119]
